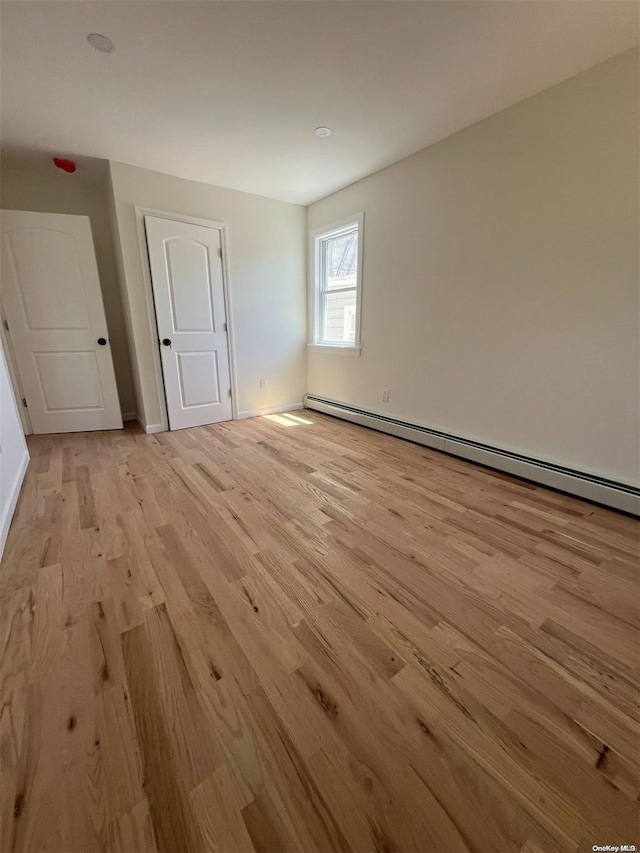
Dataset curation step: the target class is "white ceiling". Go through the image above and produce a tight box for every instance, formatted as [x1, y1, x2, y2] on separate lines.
[1, 1, 638, 205]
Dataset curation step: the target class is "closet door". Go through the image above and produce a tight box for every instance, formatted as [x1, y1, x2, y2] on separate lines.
[145, 215, 232, 430]
[1, 210, 123, 433]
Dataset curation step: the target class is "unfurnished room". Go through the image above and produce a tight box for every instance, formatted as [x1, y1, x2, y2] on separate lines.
[0, 2, 638, 852]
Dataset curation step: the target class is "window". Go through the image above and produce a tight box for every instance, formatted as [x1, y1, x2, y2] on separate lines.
[309, 213, 363, 353]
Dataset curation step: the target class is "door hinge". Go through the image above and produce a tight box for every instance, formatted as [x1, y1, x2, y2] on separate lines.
[2, 319, 8, 332]
[22, 397, 28, 408]
[223, 322, 227, 332]
[228, 388, 232, 398]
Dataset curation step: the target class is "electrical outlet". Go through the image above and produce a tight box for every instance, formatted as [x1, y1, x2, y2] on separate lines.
[382, 389, 390, 403]
[260, 378, 266, 391]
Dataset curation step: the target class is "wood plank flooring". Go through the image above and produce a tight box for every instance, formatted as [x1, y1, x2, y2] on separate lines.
[1, 411, 638, 853]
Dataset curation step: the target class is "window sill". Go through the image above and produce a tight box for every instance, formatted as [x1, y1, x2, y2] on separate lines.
[307, 344, 361, 357]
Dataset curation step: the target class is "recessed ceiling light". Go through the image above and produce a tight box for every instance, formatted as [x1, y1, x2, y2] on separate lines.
[87, 33, 116, 54]
[314, 127, 332, 138]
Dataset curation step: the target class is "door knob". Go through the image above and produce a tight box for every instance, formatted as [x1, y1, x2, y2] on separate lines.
[97, 337, 107, 346]
[162, 338, 172, 348]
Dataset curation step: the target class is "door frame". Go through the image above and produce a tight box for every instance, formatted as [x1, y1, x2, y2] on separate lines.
[134, 207, 239, 432]
[0, 315, 32, 435]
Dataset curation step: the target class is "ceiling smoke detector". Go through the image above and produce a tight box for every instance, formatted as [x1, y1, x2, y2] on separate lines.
[87, 33, 116, 54]
[314, 127, 332, 138]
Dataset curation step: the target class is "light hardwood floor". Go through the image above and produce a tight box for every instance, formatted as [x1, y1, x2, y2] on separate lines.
[1, 411, 638, 853]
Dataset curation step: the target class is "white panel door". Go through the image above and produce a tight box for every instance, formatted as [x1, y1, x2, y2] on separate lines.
[144, 216, 232, 430]
[0, 210, 123, 434]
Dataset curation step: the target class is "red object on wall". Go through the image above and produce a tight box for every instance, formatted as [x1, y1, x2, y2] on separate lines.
[53, 157, 76, 173]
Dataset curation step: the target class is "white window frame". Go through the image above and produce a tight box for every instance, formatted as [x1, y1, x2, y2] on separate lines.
[308, 212, 363, 355]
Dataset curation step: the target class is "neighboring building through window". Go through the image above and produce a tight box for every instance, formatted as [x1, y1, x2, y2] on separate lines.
[309, 214, 363, 353]
[343, 304, 356, 343]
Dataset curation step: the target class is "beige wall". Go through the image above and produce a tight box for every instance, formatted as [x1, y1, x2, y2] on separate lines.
[107, 161, 307, 430]
[307, 48, 639, 486]
[0, 163, 136, 416]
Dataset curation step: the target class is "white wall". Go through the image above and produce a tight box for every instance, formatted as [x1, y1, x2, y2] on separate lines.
[307, 48, 639, 487]
[107, 162, 307, 429]
[0, 337, 29, 559]
[0, 162, 136, 417]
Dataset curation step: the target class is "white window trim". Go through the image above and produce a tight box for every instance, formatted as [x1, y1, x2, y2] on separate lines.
[308, 212, 364, 355]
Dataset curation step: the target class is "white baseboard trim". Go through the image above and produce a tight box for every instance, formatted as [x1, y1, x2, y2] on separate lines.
[236, 403, 304, 420]
[0, 450, 29, 561]
[303, 394, 640, 516]
[136, 416, 165, 435]
[122, 412, 137, 422]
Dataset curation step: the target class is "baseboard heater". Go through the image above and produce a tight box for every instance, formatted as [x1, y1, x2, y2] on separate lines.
[302, 394, 639, 516]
